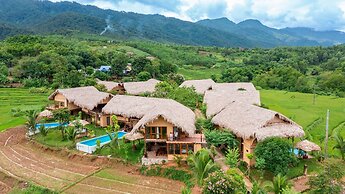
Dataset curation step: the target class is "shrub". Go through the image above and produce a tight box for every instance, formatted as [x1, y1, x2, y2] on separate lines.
[226, 147, 240, 168]
[173, 155, 183, 167]
[255, 137, 296, 175]
[203, 170, 247, 194]
[29, 87, 48, 93]
[204, 129, 238, 149]
[39, 125, 49, 136]
[11, 108, 23, 117]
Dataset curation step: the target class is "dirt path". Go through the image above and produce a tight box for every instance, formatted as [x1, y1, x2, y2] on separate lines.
[291, 176, 310, 193]
[0, 127, 186, 193]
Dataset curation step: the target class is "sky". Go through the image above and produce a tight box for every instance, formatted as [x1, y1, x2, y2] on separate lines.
[49, 0, 345, 31]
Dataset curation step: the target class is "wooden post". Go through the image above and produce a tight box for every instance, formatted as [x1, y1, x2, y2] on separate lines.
[325, 109, 330, 158]
[303, 164, 308, 176]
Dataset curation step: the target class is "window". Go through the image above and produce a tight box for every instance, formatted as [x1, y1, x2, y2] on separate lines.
[188, 144, 194, 153]
[181, 144, 187, 154]
[59, 102, 65, 107]
[175, 144, 180, 154]
[167, 143, 195, 155]
[145, 127, 167, 139]
[106, 117, 110, 125]
[168, 144, 174, 154]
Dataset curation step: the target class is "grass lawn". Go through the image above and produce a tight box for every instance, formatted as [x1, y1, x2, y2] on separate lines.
[35, 129, 75, 148]
[261, 90, 345, 157]
[116, 45, 150, 57]
[94, 139, 144, 164]
[0, 88, 50, 131]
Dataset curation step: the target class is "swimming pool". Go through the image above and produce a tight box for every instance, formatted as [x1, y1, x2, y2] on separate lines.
[76, 131, 127, 153]
[35, 122, 68, 129]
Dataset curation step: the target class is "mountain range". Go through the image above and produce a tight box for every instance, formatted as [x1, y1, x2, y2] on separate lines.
[1, 0, 345, 48]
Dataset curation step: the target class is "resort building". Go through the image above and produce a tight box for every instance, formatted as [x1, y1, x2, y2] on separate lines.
[48, 86, 112, 123]
[97, 79, 160, 95]
[179, 79, 215, 95]
[212, 102, 304, 166]
[204, 82, 261, 117]
[101, 95, 206, 164]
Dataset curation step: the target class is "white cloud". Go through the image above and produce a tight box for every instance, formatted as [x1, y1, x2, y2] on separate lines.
[47, 0, 345, 31]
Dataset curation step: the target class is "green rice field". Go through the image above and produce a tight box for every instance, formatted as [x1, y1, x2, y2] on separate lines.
[261, 89, 345, 157]
[0, 88, 49, 131]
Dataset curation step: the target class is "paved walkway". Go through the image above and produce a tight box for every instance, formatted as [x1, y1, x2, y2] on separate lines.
[213, 148, 253, 190]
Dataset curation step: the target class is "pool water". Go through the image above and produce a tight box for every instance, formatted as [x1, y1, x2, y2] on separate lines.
[79, 131, 127, 146]
[35, 122, 68, 129]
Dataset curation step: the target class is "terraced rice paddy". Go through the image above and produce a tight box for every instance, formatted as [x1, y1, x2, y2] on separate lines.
[0, 88, 50, 131]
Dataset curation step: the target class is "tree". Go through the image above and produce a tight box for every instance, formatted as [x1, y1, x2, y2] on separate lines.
[332, 131, 345, 160]
[265, 174, 291, 194]
[225, 147, 239, 168]
[110, 53, 129, 77]
[254, 137, 296, 175]
[137, 71, 151, 81]
[132, 57, 151, 75]
[187, 148, 218, 186]
[308, 160, 344, 194]
[203, 170, 247, 194]
[204, 130, 238, 149]
[111, 115, 120, 132]
[53, 108, 70, 138]
[24, 110, 38, 134]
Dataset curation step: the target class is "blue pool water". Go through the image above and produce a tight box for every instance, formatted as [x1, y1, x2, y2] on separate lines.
[79, 131, 127, 146]
[35, 122, 68, 129]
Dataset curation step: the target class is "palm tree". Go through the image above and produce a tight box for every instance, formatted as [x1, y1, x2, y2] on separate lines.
[333, 132, 345, 160]
[265, 174, 291, 194]
[187, 148, 218, 186]
[25, 110, 38, 134]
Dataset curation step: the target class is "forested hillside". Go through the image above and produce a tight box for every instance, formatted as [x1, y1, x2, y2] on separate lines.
[0, 35, 344, 97]
[1, 0, 345, 47]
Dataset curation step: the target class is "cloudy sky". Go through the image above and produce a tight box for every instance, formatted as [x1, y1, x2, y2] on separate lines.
[49, 0, 345, 31]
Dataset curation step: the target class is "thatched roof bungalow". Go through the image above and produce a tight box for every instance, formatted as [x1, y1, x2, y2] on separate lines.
[102, 95, 196, 135]
[48, 86, 112, 111]
[204, 82, 261, 117]
[212, 102, 304, 166]
[179, 79, 215, 95]
[97, 79, 160, 95]
[212, 102, 304, 141]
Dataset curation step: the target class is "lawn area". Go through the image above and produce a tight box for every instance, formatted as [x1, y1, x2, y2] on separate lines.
[178, 67, 223, 80]
[0, 88, 50, 131]
[116, 45, 150, 57]
[261, 90, 345, 157]
[35, 129, 75, 148]
[94, 139, 144, 164]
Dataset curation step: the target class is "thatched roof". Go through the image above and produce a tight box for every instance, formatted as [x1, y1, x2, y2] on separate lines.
[179, 79, 215, 94]
[97, 80, 120, 91]
[102, 95, 196, 135]
[204, 82, 261, 117]
[48, 86, 112, 110]
[124, 79, 160, 95]
[211, 102, 304, 141]
[97, 79, 160, 95]
[295, 140, 321, 152]
[38, 110, 53, 118]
